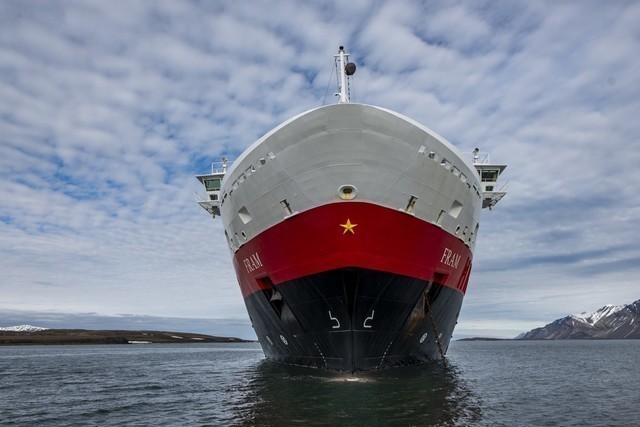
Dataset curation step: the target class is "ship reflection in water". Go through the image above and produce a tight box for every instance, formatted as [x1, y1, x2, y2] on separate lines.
[231, 361, 481, 425]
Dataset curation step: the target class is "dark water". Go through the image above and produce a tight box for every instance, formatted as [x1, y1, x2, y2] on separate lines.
[1, 340, 638, 426]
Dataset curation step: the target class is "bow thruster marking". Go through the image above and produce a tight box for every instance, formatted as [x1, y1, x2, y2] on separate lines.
[328, 311, 341, 329]
[364, 310, 375, 328]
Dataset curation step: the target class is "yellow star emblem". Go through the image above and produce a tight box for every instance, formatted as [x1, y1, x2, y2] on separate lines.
[339, 219, 358, 235]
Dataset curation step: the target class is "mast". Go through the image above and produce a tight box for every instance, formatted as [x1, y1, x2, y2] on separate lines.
[335, 46, 356, 103]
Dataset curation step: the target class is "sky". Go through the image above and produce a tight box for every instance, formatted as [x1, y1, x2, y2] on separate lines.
[1, 0, 639, 340]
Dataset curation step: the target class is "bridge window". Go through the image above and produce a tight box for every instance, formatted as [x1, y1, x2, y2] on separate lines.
[481, 169, 499, 182]
[204, 178, 221, 191]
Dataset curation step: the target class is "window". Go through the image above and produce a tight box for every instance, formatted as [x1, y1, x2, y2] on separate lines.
[481, 169, 499, 182]
[204, 178, 221, 191]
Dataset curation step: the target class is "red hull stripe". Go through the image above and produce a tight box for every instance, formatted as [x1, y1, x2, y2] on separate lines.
[232, 201, 473, 298]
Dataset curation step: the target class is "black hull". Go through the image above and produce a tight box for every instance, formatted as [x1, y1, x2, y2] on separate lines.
[245, 268, 463, 372]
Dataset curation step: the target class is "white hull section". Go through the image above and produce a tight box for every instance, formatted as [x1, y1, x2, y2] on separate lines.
[217, 103, 482, 255]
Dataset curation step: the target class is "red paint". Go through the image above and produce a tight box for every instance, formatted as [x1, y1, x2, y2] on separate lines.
[232, 201, 473, 298]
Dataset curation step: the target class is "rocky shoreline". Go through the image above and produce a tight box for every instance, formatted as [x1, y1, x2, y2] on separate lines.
[0, 329, 252, 345]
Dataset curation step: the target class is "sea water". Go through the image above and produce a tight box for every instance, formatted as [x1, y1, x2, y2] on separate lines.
[0, 340, 638, 426]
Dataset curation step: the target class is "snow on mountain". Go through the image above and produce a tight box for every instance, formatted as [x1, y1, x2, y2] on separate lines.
[572, 304, 625, 325]
[0, 325, 49, 332]
[518, 299, 640, 340]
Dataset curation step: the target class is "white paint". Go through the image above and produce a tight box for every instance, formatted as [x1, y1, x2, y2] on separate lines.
[329, 311, 341, 329]
[363, 310, 375, 328]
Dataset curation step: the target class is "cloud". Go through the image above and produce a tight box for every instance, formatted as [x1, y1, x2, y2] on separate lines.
[1, 0, 639, 338]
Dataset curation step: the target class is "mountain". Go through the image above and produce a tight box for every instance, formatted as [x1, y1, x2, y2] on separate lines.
[0, 325, 48, 332]
[518, 299, 640, 339]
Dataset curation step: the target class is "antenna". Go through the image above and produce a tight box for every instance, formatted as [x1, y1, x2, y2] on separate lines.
[335, 46, 356, 103]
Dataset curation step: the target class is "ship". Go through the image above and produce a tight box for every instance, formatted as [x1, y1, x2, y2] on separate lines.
[196, 47, 507, 372]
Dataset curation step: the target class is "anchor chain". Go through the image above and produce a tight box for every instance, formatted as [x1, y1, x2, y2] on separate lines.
[425, 299, 448, 370]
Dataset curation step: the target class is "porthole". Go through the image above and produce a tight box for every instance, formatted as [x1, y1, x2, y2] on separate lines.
[455, 225, 461, 235]
[241, 231, 247, 240]
[440, 158, 452, 170]
[338, 185, 357, 200]
[420, 332, 428, 343]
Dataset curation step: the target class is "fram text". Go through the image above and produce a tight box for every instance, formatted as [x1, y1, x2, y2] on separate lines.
[440, 248, 461, 269]
[243, 252, 263, 273]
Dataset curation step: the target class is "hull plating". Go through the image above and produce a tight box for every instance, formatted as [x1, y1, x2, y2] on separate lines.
[245, 267, 463, 372]
[234, 201, 471, 372]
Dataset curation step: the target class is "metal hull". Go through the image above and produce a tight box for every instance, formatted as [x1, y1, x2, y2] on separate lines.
[245, 267, 463, 372]
[212, 103, 484, 371]
[232, 200, 472, 372]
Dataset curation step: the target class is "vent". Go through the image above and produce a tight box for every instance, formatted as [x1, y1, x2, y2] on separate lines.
[449, 200, 463, 218]
[404, 195, 418, 214]
[431, 271, 449, 288]
[422, 272, 448, 316]
[258, 276, 301, 330]
[238, 206, 252, 224]
[258, 277, 282, 318]
[280, 199, 293, 216]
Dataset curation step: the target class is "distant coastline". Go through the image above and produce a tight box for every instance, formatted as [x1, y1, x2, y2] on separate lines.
[0, 329, 253, 345]
[456, 337, 512, 342]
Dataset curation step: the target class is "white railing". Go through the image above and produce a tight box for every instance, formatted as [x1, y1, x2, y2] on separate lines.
[472, 151, 491, 164]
